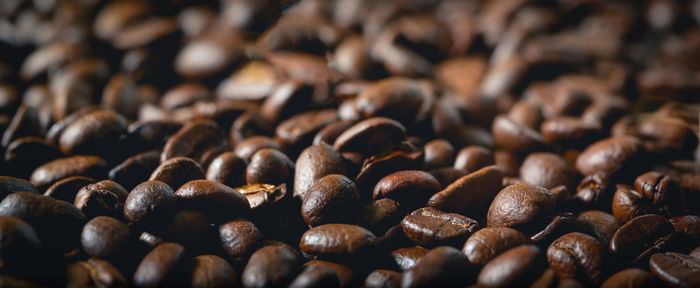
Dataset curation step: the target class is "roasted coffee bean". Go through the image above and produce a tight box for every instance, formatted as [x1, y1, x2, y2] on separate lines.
[289, 264, 340, 288]
[303, 260, 354, 288]
[373, 170, 440, 209]
[428, 165, 502, 218]
[354, 78, 425, 125]
[300, 224, 377, 260]
[81, 216, 131, 260]
[507, 100, 543, 130]
[390, 246, 428, 271]
[242, 245, 301, 288]
[611, 185, 651, 222]
[123, 120, 183, 154]
[74, 180, 129, 219]
[0, 192, 85, 253]
[477, 245, 547, 288]
[163, 210, 212, 250]
[294, 143, 348, 199]
[302, 174, 360, 226]
[4, 137, 61, 178]
[260, 81, 314, 125]
[492, 115, 547, 154]
[610, 214, 676, 264]
[402, 246, 474, 288]
[462, 227, 531, 265]
[149, 157, 205, 190]
[205, 152, 247, 188]
[540, 117, 602, 148]
[453, 146, 494, 173]
[573, 171, 612, 206]
[233, 135, 281, 163]
[230, 112, 274, 146]
[354, 146, 424, 195]
[333, 117, 406, 155]
[634, 171, 682, 215]
[365, 269, 401, 288]
[43, 176, 95, 203]
[422, 139, 455, 170]
[161, 119, 228, 164]
[124, 180, 177, 229]
[275, 109, 338, 156]
[401, 207, 479, 248]
[649, 252, 700, 288]
[575, 136, 643, 177]
[218, 219, 263, 263]
[520, 152, 575, 190]
[188, 255, 238, 288]
[58, 110, 128, 161]
[109, 150, 161, 191]
[246, 148, 294, 186]
[361, 198, 402, 235]
[0, 176, 38, 199]
[0, 216, 41, 271]
[573, 210, 620, 246]
[428, 167, 469, 189]
[493, 150, 520, 177]
[638, 116, 699, 157]
[547, 232, 607, 285]
[30, 155, 108, 190]
[175, 179, 250, 222]
[67, 259, 129, 288]
[600, 268, 658, 288]
[487, 183, 558, 234]
[133, 242, 187, 287]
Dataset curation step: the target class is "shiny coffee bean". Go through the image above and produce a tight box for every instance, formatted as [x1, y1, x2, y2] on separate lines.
[600, 268, 658, 288]
[175, 179, 250, 222]
[573, 210, 620, 246]
[30, 155, 108, 190]
[453, 146, 494, 173]
[546, 232, 607, 285]
[42, 176, 94, 203]
[133, 242, 187, 287]
[81, 216, 131, 260]
[575, 136, 643, 177]
[477, 245, 547, 288]
[206, 152, 247, 188]
[428, 165, 503, 218]
[124, 180, 177, 230]
[246, 148, 294, 186]
[188, 255, 238, 288]
[242, 245, 301, 288]
[390, 246, 428, 271]
[109, 150, 161, 191]
[373, 170, 440, 209]
[333, 117, 406, 156]
[610, 214, 675, 264]
[302, 174, 360, 226]
[401, 207, 479, 248]
[289, 264, 340, 288]
[649, 252, 700, 288]
[74, 180, 129, 219]
[0, 176, 38, 200]
[300, 224, 377, 261]
[149, 157, 205, 190]
[487, 183, 558, 234]
[365, 269, 401, 288]
[423, 139, 455, 170]
[218, 219, 263, 263]
[294, 143, 348, 199]
[402, 246, 474, 288]
[520, 152, 575, 190]
[462, 227, 531, 265]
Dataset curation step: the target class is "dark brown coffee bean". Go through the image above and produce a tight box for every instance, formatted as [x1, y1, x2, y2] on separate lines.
[124, 120, 183, 154]
[242, 245, 301, 288]
[206, 152, 247, 188]
[669, 215, 700, 240]
[0, 216, 41, 271]
[300, 224, 377, 259]
[43, 176, 95, 203]
[218, 219, 263, 263]
[540, 117, 601, 148]
[453, 145, 494, 172]
[638, 116, 699, 157]
[547, 232, 607, 285]
[4, 137, 61, 178]
[246, 148, 294, 186]
[493, 150, 520, 177]
[487, 183, 558, 234]
[133, 242, 187, 288]
[302, 174, 360, 226]
[0, 192, 85, 253]
[109, 150, 161, 191]
[611, 185, 650, 222]
[294, 143, 348, 199]
[260, 81, 313, 124]
[160, 82, 211, 110]
[355, 77, 425, 125]
[0, 176, 38, 200]
[610, 214, 675, 263]
[149, 157, 205, 190]
[124, 180, 177, 229]
[402, 246, 474, 288]
[289, 264, 340, 288]
[364, 269, 401, 288]
[428, 165, 503, 218]
[492, 115, 546, 154]
[67, 259, 129, 288]
[230, 111, 273, 146]
[234, 135, 280, 162]
[312, 120, 357, 146]
[303, 260, 353, 288]
[58, 110, 128, 160]
[649, 252, 700, 288]
[507, 100, 543, 130]
[275, 109, 338, 156]
[462, 227, 531, 265]
[361, 198, 402, 235]
[74, 180, 129, 219]
[373, 170, 440, 209]
[333, 117, 406, 155]
[520, 152, 575, 190]
[162, 210, 211, 251]
[634, 171, 682, 215]
[390, 246, 428, 271]
[30, 155, 108, 190]
[428, 167, 469, 189]
[354, 146, 424, 195]
[161, 119, 228, 164]
[477, 245, 547, 288]
[600, 268, 658, 288]
[575, 136, 643, 177]
[573, 210, 621, 246]
[188, 255, 238, 288]
[690, 246, 700, 258]
[401, 207, 479, 248]
[573, 171, 612, 206]
[422, 139, 455, 170]
[175, 179, 250, 223]
[81, 216, 131, 260]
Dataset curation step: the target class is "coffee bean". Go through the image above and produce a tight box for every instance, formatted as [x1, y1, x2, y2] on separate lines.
[634, 171, 682, 215]
[573, 171, 612, 206]
[540, 117, 601, 148]
[109, 150, 161, 191]
[218, 219, 263, 263]
[355, 77, 425, 125]
[373, 170, 440, 209]
[354, 146, 424, 195]
[234, 135, 281, 163]
[365, 269, 401, 288]
[124, 120, 183, 154]
[175, 179, 250, 223]
[611, 185, 650, 222]
[289, 264, 340, 288]
[333, 117, 406, 155]
[520, 152, 575, 190]
[81, 216, 131, 260]
[260, 81, 313, 124]
[149, 157, 205, 190]
[58, 110, 128, 161]
[301, 174, 360, 226]
[302, 260, 353, 288]
[507, 100, 543, 130]
[402, 246, 474, 288]
[428, 167, 469, 189]
[401, 207, 479, 248]
[4, 137, 61, 178]
[230, 112, 274, 146]
[43, 176, 95, 203]
[547, 232, 607, 285]
[610, 214, 676, 264]
[462, 227, 531, 265]
[600, 268, 658, 288]
[161, 119, 228, 164]
[275, 109, 338, 157]
[477, 245, 547, 288]
[492, 115, 547, 154]
[428, 165, 503, 218]
[453, 145, 494, 173]
[390, 246, 428, 271]
[649, 252, 700, 288]
[242, 245, 301, 288]
[312, 120, 357, 146]
[420, 139, 454, 170]
[163, 210, 212, 251]
[487, 183, 558, 234]
[300, 224, 377, 260]
[30, 155, 108, 190]
[205, 151, 247, 188]
[246, 148, 294, 186]
[361, 198, 402, 235]
[74, 180, 129, 219]
[188, 255, 238, 288]
[124, 180, 177, 229]
[133, 242, 187, 288]
[294, 143, 348, 199]
[573, 210, 620, 246]
[0, 216, 41, 272]
[575, 136, 643, 177]
[0, 176, 38, 200]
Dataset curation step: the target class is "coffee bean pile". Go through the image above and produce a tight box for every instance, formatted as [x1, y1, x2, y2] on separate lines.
[0, 0, 699, 287]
